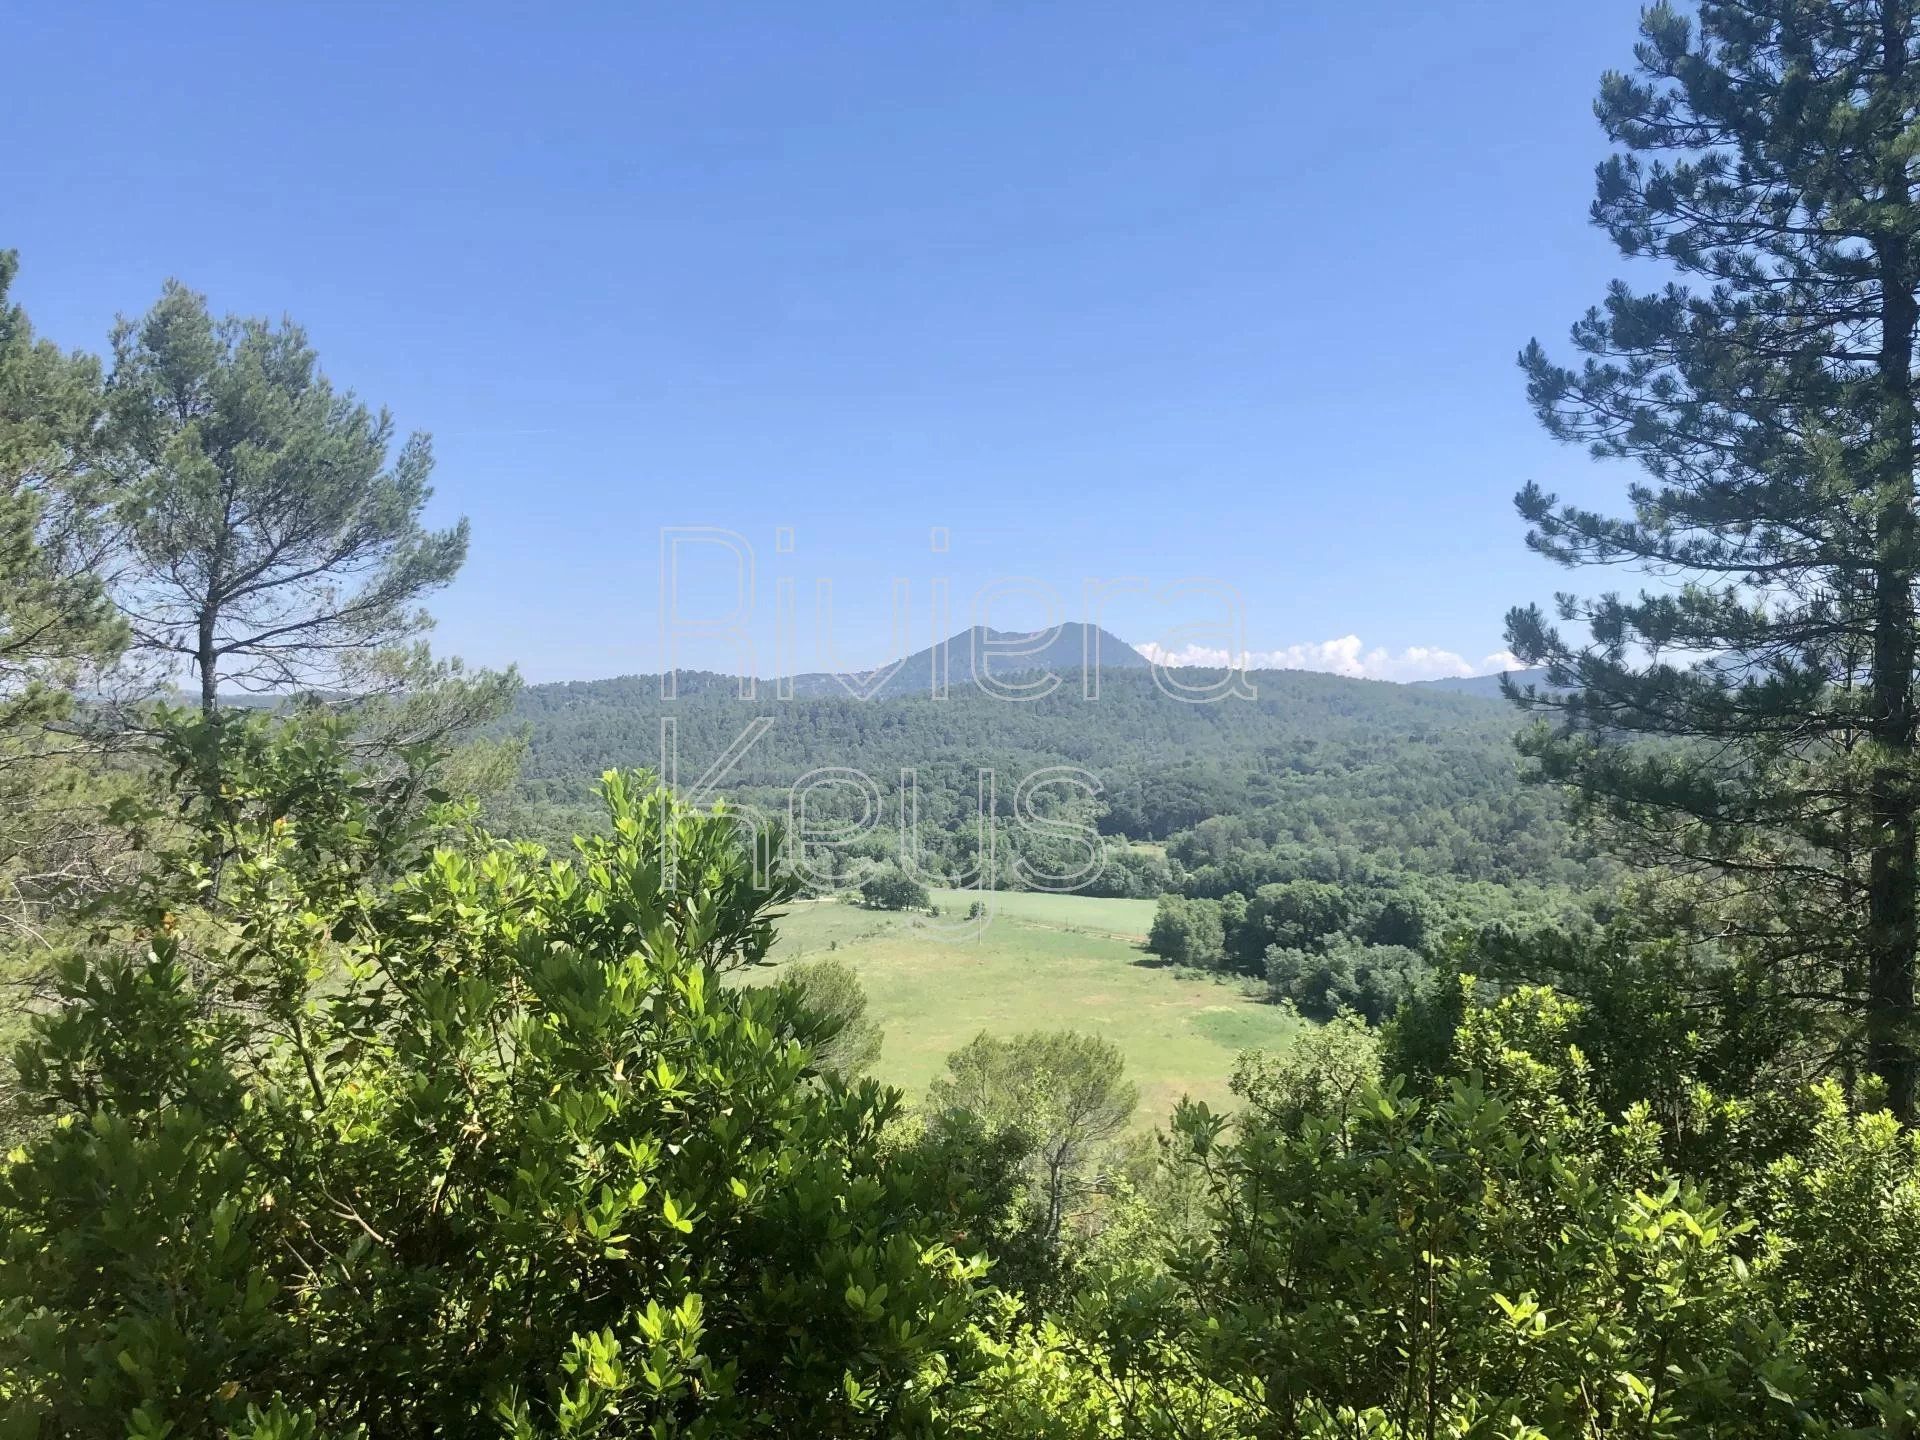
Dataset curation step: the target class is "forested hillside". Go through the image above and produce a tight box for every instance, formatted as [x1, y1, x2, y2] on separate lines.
[507, 663, 1601, 892]
[504, 660, 1605, 1027]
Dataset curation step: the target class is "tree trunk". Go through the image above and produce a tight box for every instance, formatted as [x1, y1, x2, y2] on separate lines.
[197, 616, 219, 715]
[195, 605, 225, 831]
[1045, 1152, 1066, 1250]
[1866, 0, 1919, 1122]
[1865, 485, 1916, 1122]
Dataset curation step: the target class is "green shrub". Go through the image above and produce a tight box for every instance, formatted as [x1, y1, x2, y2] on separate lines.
[0, 748, 993, 1437]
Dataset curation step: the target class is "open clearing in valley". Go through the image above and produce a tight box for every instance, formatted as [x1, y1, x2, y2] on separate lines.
[760, 888, 1301, 1121]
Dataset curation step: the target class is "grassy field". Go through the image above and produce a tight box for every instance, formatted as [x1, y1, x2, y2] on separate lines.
[759, 888, 1300, 1122]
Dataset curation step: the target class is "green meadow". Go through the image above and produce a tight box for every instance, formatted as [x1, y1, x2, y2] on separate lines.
[760, 888, 1301, 1120]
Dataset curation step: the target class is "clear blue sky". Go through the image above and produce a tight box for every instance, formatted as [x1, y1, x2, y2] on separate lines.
[10, 0, 1651, 684]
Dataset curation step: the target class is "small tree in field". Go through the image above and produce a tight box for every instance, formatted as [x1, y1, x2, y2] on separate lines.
[772, 956, 884, 1079]
[860, 866, 931, 911]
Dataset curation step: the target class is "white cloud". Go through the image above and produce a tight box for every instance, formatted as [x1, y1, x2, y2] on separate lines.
[1135, 635, 1522, 683]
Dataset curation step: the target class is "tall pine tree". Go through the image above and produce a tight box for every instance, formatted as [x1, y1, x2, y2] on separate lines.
[106, 281, 467, 713]
[1508, 1, 1920, 1115]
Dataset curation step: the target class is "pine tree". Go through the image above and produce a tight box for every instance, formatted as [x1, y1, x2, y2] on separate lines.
[1508, 2, 1920, 1114]
[105, 281, 467, 713]
[0, 250, 124, 729]
[0, 250, 131, 1123]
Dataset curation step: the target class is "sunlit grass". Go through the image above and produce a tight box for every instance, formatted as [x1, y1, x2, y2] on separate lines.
[759, 890, 1300, 1122]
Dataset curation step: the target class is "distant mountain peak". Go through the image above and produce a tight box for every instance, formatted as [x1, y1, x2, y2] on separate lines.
[789, 620, 1145, 698]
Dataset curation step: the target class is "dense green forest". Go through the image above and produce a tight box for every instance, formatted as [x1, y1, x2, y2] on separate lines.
[15, 2, 1920, 1436]
[504, 656, 1606, 1023]
[508, 661, 1592, 894]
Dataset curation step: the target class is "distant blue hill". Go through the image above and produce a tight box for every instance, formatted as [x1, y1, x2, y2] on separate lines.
[1409, 669, 1546, 701]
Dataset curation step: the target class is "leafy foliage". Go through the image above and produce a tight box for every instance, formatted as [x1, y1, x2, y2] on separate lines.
[1051, 987, 1920, 1439]
[0, 748, 995, 1437]
[927, 1031, 1137, 1261]
[1228, 1007, 1378, 1129]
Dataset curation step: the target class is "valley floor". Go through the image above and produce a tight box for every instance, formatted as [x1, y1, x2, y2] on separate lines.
[760, 888, 1300, 1120]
